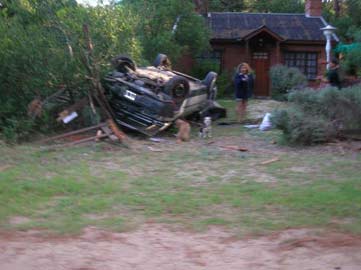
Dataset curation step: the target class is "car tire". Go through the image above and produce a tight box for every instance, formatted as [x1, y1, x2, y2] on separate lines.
[203, 71, 218, 100]
[164, 76, 190, 105]
[111, 55, 136, 73]
[153, 53, 172, 69]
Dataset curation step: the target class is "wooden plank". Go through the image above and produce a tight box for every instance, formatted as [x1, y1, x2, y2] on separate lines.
[62, 133, 109, 147]
[101, 126, 118, 142]
[220, 145, 248, 152]
[39, 122, 107, 143]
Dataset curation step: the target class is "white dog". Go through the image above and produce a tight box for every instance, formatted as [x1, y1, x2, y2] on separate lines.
[199, 116, 212, 139]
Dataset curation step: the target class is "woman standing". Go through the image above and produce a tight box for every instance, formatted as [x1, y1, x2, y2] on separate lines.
[234, 63, 254, 123]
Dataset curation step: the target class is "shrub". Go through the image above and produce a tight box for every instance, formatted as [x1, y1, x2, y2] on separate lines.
[0, 2, 143, 142]
[269, 65, 307, 100]
[341, 45, 361, 76]
[272, 108, 335, 145]
[272, 85, 361, 145]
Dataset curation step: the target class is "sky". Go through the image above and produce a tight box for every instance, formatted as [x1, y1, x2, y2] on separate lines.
[76, 0, 112, 6]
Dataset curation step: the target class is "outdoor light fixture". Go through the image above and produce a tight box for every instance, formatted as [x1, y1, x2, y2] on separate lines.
[321, 24, 337, 70]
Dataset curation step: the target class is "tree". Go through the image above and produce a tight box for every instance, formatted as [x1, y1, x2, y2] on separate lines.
[0, 0, 143, 141]
[122, 0, 210, 62]
[208, 0, 245, 12]
[208, 0, 303, 13]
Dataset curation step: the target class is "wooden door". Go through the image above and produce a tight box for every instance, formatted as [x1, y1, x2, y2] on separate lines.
[252, 52, 270, 97]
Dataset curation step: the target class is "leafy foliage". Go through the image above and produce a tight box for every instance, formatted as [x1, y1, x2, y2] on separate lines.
[208, 0, 304, 13]
[272, 86, 361, 145]
[269, 65, 307, 101]
[272, 108, 335, 145]
[122, 0, 210, 62]
[340, 46, 361, 76]
[247, 0, 304, 13]
[0, 0, 208, 141]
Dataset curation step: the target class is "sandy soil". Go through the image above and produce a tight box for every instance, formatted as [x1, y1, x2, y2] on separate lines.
[1, 225, 361, 270]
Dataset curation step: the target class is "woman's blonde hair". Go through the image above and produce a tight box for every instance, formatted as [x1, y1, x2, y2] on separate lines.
[237, 62, 253, 74]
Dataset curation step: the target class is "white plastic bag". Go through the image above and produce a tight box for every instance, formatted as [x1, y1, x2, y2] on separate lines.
[259, 113, 272, 131]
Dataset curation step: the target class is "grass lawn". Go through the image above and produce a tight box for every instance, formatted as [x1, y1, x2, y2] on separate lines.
[0, 99, 360, 235]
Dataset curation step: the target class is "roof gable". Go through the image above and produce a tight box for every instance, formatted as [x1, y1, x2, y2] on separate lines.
[243, 25, 285, 41]
[208, 12, 329, 42]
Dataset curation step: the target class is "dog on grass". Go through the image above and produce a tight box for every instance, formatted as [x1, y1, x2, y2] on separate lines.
[199, 116, 212, 139]
[175, 119, 191, 143]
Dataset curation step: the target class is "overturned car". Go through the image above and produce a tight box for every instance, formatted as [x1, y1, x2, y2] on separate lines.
[103, 54, 226, 136]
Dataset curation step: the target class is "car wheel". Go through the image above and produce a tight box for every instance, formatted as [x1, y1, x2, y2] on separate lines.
[164, 76, 190, 106]
[111, 55, 136, 73]
[153, 53, 172, 69]
[203, 71, 218, 100]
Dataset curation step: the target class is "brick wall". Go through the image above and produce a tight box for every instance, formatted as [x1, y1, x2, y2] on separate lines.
[176, 41, 329, 93]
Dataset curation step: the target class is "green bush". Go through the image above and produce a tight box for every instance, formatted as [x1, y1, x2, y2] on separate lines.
[272, 85, 361, 145]
[0, 2, 142, 142]
[272, 108, 335, 145]
[341, 45, 361, 76]
[0, 1, 209, 142]
[269, 65, 307, 100]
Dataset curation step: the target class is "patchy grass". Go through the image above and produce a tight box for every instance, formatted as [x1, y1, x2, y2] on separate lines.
[0, 99, 360, 235]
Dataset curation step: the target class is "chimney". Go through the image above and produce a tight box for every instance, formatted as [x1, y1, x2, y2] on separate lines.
[305, 0, 322, 17]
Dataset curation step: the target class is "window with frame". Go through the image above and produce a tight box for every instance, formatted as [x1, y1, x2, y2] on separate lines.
[284, 52, 318, 79]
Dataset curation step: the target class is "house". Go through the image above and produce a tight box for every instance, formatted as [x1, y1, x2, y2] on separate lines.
[183, 0, 338, 97]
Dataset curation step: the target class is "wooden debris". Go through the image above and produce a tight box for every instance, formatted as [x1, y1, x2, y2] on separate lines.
[107, 119, 126, 141]
[39, 116, 127, 148]
[101, 126, 118, 142]
[62, 133, 109, 147]
[39, 122, 107, 143]
[259, 157, 280, 165]
[220, 145, 248, 152]
[30, 25, 129, 148]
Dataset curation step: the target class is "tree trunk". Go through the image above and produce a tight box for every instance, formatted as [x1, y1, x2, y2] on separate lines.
[334, 0, 341, 17]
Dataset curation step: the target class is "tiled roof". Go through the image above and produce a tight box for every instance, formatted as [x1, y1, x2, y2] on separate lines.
[207, 12, 328, 41]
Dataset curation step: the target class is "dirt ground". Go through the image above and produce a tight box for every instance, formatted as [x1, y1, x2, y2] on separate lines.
[1, 224, 361, 270]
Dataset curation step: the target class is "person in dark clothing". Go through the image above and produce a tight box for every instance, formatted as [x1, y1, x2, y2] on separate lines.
[234, 62, 254, 123]
[327, 58, 341, 89]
